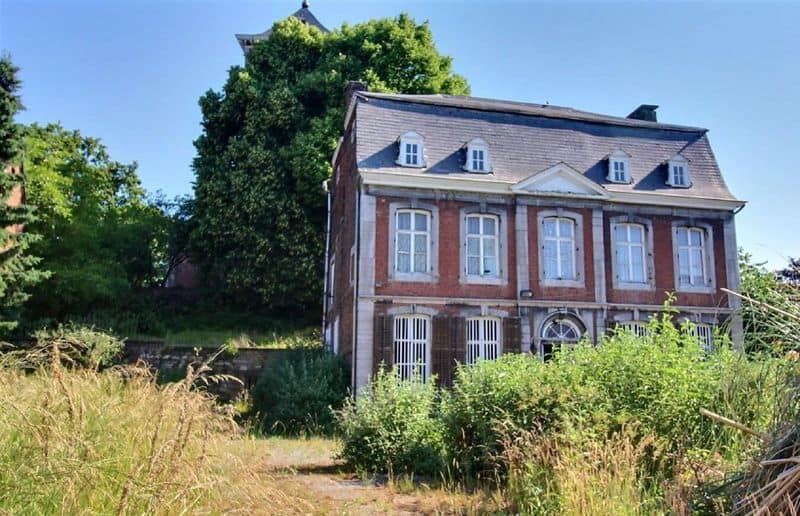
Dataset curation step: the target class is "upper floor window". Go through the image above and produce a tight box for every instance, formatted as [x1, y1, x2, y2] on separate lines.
[676, 227, 708, 287]
[667, 154, 690, 187]
[465, 214, 499, 278]
[394, 314, 430, 381]
[607, 149, 631, 183]
[396, 131, 425, 168]
[395, 209, 430, 274]
[615, 223, 646, 284]
[463, 138, 492, 173]
[465, 316, 501, 364]
[542, 217, 576, 280]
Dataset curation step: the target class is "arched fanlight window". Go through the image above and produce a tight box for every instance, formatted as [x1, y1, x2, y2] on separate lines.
[540, 315, 584, 360]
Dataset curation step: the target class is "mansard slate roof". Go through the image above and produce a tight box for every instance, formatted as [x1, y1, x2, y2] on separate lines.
[354, 92, 740, 203]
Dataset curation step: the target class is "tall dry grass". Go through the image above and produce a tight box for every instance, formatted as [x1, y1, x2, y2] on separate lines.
[498, 424, 669, 515]
[0, 349, 298, 514]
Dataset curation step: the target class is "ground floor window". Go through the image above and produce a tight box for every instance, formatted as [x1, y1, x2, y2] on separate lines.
[540, 316, 583, 361]
[693, 323, 714, 352]
[393, 315, 430, 380]
[616, 320, 650, 338]
[466, 316, 501, 364]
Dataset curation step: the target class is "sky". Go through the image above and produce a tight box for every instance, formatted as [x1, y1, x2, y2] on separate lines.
[1, 0, 798, 269]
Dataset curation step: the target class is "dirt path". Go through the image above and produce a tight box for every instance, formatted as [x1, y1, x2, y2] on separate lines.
[219, 437, 496, 515]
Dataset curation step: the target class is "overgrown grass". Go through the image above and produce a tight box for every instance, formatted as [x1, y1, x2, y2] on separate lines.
[0, 353, 302, 513]
[128, 311, 320, 349]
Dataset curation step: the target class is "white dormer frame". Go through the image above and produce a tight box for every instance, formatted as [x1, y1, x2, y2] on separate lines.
[396, 131, 426, 168]
[666, 154, 691, 188]
[607, 149, 631, 184]
[463, 138, 492, 173]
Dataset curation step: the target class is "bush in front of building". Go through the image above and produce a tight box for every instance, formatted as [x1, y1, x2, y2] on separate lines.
[336, 368, 445, 476]
[250, 349, 349, 436]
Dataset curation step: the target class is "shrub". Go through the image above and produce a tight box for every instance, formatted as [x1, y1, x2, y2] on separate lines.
[28, 324, 125, 370]
[337, 368, 445, 476]
[440, 354, 589, 482]
[250, 350, 349, 435]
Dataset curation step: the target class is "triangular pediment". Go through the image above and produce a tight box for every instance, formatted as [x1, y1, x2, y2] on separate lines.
[511, 162, 608, 198]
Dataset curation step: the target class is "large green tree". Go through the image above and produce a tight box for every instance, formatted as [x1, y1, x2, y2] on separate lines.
[22, 123, 171, 322]
[0, 55, 47, 332]
[191, 14, 469, 310]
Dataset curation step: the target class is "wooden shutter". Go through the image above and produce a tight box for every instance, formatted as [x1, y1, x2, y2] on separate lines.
[503, 317, 522, 354]
[453, 317, 467, 364]
[431, 316, 456, 387]
[372, 314, 394, 376]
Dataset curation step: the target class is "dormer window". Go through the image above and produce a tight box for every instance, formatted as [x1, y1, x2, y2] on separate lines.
[463, 138, 492, 173]
[396, 132, 425, 168]
[667, 154, 691, 187]
[606, 150, 631, 183]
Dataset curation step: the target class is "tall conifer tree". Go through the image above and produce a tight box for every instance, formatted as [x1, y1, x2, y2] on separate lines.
[0, 55, 47, 332]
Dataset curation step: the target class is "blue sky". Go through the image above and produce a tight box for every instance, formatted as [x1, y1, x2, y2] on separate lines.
[1, 0, 798, 269]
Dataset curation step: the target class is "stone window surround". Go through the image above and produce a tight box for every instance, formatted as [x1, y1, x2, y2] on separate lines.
[609, 215, 656, 292]
[536, 208, 586, 288]
[671, 220, 716, 294]
[388, 202, 440, 283]
[459, 205, 510, 286]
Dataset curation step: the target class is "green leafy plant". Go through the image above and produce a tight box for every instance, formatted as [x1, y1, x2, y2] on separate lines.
[190, 14, 470, 311]
[29, 324, 125, 370]
[250, 350, 348, 435]
[337, 368, 445, 476]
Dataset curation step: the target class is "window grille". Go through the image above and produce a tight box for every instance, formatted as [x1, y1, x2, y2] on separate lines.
[466, 317, 501, 365]
[393, 315, 430, 381]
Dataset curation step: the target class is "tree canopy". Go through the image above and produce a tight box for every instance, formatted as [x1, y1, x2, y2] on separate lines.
[191, 14, 469, 310]
[0, 55, 47, 333]
[22, 123, 172, 323]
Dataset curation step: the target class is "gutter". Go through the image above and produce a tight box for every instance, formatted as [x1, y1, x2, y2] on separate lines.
[321, 179, 332, 351]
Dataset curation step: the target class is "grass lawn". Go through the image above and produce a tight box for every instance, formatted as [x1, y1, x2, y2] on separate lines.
[127, 310, 321, 349]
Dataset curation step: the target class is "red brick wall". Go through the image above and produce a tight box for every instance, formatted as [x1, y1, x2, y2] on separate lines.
[604, 212, 728, 306]
[328, 117, 360, 364]
[374, 197, 518, 300]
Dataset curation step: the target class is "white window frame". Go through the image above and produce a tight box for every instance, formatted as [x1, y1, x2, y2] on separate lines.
[465, 316, 502, 365]
[463, 138, 492, 173]
[693, 323, 715, 353]
[396, 131, 426, 168]
[666, 155, 691, 188]
[388, 203, 438, 283]
[393, 314, 431, 381]
[611, 220, 654, 290]
[465, 214, 499, 278]
[537, 210, 584, 288]
[616, 321, 650, 338]
[610, 216, 655, 291]
[672, 222, 716, 293]
[607, 149, 631, 184]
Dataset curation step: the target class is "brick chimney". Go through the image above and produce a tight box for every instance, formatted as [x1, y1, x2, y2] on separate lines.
[344, 81, 368, 107]
[627, 104, 659, 122]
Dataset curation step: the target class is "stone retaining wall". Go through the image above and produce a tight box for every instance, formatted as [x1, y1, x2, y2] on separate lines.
[123, 341, 298, 400]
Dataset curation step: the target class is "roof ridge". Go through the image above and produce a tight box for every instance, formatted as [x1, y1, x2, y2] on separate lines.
[358, 92, 708, 133]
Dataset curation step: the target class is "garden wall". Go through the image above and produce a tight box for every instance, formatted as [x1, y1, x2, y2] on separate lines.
[123, 341, 297, 400]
